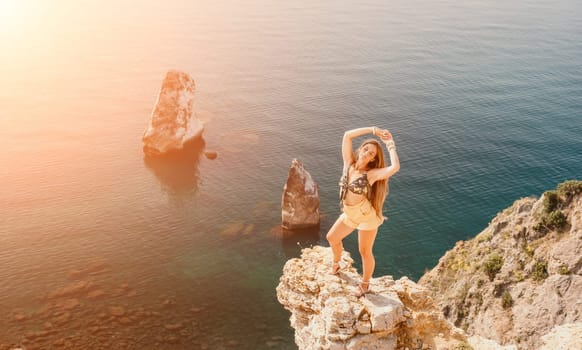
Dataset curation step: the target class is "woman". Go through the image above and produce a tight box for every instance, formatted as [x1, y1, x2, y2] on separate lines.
[326, 126, 400, 297]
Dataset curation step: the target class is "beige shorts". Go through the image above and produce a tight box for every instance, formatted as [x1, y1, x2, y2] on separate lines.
[340, 199, 384, 230]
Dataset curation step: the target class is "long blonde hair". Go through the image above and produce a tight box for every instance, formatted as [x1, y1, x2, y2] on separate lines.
[354, 139, 388, 219]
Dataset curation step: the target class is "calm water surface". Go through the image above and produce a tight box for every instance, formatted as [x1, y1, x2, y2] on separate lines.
[1, 0, 581, 348]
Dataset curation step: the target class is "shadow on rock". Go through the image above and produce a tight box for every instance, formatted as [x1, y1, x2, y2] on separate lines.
[144, 137, 205, 195]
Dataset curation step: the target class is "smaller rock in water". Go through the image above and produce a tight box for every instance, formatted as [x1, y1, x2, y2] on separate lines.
[281, 159, 320, 230]
[203, 150, 218, 160]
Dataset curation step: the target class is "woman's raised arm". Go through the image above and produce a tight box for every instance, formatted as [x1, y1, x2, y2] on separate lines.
[369, 129, 400, 183]
[342, 127, 377, 166]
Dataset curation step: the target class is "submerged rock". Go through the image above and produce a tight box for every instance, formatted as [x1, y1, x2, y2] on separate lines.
[46, 281, 96, 299]
[221, 222, 254, 237]
[281, 159, 320, 230]
[142, 70, 204, 156]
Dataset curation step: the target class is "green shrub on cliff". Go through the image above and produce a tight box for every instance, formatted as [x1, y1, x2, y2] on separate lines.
[522, 244, 535, 257]
[557, 180, 582, 202]
[533, 260, 548, 281]
[477, 232, 493, 243]
[502, 291, 513, 309]
[533, 180, 579, 234]
[546, 210, 567, 229]
[532, 221, 546, 234]
[534, 210, 567, 233]
[542, 190, 559, 212]
[513, 270, 525, 282]
[484, 254, 503, 281]
[559, 264, 570, 275]
[454, 342, 474, 350]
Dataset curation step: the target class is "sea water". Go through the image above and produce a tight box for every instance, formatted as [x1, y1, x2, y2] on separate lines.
[1, 0, 581, 348]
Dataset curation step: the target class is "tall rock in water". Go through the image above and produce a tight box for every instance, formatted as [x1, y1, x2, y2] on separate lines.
[142, 70, 204, 156]
[281, 159, 320, 230]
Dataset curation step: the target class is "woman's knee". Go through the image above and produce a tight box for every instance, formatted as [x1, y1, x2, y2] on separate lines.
[326, 217, 354, 245]
[326, 232, 340, 245]
[359, 247, 374, 259]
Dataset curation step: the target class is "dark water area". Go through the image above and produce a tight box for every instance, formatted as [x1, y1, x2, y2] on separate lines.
[1, 0, 582, 348]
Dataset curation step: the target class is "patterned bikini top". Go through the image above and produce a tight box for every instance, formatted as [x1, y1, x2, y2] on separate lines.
[339, 165, 371, 206]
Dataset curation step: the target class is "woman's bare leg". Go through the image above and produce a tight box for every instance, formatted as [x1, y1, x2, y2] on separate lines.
[326, 216, 355, 267]
[358, 228, 379, 290]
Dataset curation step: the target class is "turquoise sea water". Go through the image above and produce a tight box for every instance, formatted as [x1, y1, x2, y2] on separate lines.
[1, 0, 581, 348]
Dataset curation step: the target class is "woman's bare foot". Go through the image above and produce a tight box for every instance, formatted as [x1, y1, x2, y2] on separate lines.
[331, 261, 341, 275]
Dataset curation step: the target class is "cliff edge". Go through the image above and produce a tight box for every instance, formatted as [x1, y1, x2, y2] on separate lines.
[419, 180, 582, 350]
[276, 246, 468, 350]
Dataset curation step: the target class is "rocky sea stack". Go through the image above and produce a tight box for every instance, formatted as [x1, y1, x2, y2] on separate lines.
[419, 180, 582, 349]
[142, 70, 204, 156]
[281, 159, 320, 230]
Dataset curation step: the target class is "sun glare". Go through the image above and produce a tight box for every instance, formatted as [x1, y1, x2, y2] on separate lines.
[0, 0, 47, 35]
[0, 0, 26, 34]
[0, 0, 19, 20]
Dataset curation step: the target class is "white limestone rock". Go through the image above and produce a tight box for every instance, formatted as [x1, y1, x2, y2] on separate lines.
[142, 70, 204, 156]
[281, 159, 320, 230]
[539, 323, 582, 350]
[419, 184, 582, 350]
[276, 246, 466, 350]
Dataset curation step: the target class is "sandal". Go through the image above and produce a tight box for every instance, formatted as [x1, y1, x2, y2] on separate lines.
[331, 260, 342, 275]
[354, 281, 370, 298]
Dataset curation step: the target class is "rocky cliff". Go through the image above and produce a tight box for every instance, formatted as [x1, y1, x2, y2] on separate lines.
[419, 181, 582, 350]
[276, 246, 469, 350]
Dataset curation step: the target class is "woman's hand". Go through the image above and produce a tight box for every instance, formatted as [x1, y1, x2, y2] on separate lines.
[375, 128, 393, 142]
